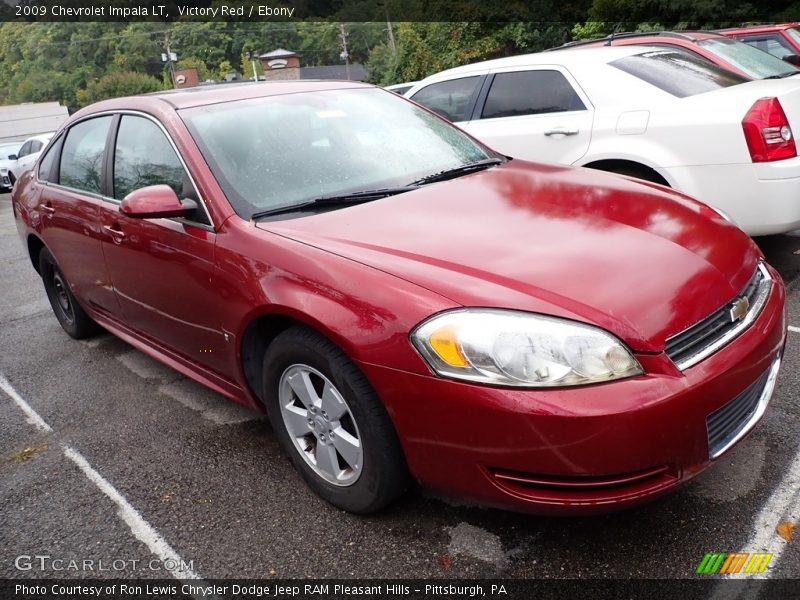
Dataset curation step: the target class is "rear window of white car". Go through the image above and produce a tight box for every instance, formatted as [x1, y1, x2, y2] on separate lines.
[481, 70, 586, 119]
[610, 50, 748, 97]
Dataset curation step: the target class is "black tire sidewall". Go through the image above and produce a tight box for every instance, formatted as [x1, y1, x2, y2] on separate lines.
[263, 327, 407, 513]
[38, 248, 96, 339]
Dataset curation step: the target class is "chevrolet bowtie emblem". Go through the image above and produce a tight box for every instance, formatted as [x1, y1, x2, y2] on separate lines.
[729, 297, 750, 323]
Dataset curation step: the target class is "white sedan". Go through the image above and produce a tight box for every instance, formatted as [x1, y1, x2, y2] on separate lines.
[0, 141, 22, 191]
[9, 133, 53, 186]
[405, 46, 800, 235]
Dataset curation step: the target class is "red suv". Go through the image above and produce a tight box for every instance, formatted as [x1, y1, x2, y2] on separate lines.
[718, 23, 800, 62]
[557, 31, 800, 79]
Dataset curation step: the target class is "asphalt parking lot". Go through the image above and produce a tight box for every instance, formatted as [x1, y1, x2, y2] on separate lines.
[1, 192, 799, 589]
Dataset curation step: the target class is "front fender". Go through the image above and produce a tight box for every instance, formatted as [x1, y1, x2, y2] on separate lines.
[214, 219, 456, 378]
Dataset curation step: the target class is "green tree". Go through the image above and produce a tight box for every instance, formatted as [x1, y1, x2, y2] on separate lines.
[239, 52, 265, 81]
[216, 59, 237, 79]
[111, 23, 166, 78]
[228, 21, 301, 63]
[76, 71, 163, 105]
[172, 56, 213, 84]
[170, 22, 231, 71]
[584, 0, 799, 28]
[367, 22, 572, 85]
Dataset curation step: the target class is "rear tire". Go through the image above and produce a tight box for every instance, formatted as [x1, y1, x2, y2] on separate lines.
[39, 248, 98, 339]
[593, 164, 669, 186]
[262, 326, 409, 513]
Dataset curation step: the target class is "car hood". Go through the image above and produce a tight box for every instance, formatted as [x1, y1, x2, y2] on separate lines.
[257, 161, 762, 352]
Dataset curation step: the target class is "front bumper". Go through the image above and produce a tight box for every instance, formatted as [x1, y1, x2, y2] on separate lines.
[360, 265, 787, 515]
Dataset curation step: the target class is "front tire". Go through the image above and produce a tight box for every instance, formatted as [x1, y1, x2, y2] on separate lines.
[39, 248, 98, 339]
[262, 326, 409, 513]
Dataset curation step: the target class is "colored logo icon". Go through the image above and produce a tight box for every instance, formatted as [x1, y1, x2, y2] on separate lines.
[696, 552, 773, 574]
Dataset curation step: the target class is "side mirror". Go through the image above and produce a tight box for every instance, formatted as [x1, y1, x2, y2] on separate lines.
[120, 185, 196, 219]
[782, 54, 800, 66]
[8, 154, 17, 160]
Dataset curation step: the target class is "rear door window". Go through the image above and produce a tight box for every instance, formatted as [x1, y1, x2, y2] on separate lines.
[610, 50, 747, 97]
[481, 70, 585, 119]
[737, 34, 796, 59]
[410, 76, 481, 122]
[59, 116, 113, 194]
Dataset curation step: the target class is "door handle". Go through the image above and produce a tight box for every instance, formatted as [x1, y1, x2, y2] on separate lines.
[103, 224, 126, 243]
[41, 203, 55, 215]
[544, 128, 579, 136]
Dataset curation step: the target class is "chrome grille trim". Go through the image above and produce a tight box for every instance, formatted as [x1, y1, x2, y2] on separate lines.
[707, 356, 780, 459]
[665, 262, 772, 370]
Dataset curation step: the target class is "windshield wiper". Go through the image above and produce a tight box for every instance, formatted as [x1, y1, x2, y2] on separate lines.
[250, 186, 418, 220]
[411, 158, 505, 186]
[763, 71, 799, 79]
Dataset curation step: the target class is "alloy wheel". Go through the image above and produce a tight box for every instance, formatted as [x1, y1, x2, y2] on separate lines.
[278, 364, 363, 486]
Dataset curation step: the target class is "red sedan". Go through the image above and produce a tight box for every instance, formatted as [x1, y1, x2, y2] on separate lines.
[718, 23, 800, 61]
[555, 30, 800, 79]
[12, 82, 786, 514]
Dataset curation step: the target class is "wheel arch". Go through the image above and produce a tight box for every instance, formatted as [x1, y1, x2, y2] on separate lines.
[27, 233, 45, 275]
[239, 308, 365, 409]
[581, 158, 671, 187]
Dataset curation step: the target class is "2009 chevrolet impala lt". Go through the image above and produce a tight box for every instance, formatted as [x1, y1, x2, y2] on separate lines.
[12, 82, 786, 514]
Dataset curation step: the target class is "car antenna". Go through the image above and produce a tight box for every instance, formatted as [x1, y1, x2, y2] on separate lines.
[606, 23, 623, 46]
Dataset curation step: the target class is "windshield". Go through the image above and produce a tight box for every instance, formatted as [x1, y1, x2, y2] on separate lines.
[180, 87, 495, 218]
[785, 27, 800, 47]
[699, 38, 799, 78]
[610, 49, 748, 97]
[0, 143, 21, 158]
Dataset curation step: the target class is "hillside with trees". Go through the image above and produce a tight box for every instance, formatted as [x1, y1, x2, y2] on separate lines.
[1, 0, 798, 111]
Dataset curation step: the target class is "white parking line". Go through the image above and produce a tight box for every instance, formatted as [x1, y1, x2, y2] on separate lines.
[710, 445, 800, 597]
[789, 326, 800, 334]
[62, 446, 200, 580]
[741, 445, 800, 564]
[0, 373, 52, 433]
[0, 372, 200, 581]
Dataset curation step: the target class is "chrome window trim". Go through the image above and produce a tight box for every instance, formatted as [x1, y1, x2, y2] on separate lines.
[43, 182, 108, 204]
[36, 109, 215, 232]
[708, 354, 781, 459]
[670, 262, 773, 370]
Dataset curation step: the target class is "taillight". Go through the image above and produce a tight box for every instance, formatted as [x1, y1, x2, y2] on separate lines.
[742, 97, 797, 162]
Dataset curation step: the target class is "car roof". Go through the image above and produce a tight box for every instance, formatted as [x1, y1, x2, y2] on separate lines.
[75, 80, 374, 117]
[385, 81, 418, 90]
[24, 133, 53, 144]
[717, 22, 800, 34]
[417, 45, 658, 81]
[554, 30, 727, 50]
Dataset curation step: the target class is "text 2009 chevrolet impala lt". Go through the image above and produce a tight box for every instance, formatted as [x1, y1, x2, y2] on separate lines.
[12, 82, 786, 514]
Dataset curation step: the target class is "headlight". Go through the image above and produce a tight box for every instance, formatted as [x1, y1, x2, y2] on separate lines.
[410, 309, 643, 387]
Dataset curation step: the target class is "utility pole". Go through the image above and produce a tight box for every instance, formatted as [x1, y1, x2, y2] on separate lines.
[339, 23, 351, 81]
[162, 32, 177, 88]
[246, 51, 260, 82]
[385, 3, 396, 58]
